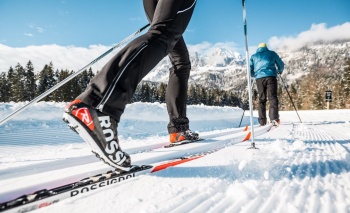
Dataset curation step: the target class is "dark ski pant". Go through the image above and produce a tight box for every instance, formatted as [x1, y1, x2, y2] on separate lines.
[78, 0, 196, 133]
[256, 77, 279, 125]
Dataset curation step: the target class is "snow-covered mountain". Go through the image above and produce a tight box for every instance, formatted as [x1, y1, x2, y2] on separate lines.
[144, 41, 350, 90]
[279, 41, 350, 82]
[144, 46, 247, 91]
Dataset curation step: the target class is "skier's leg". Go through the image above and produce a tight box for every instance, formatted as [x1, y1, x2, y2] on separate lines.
[78, 0, 196, 121]
[257, 78, 267, 126]
[267, 77, 279, 121]
[166, 37, 191, 134]
[143, 0, 197, 141]
[65, 0, 197, 169]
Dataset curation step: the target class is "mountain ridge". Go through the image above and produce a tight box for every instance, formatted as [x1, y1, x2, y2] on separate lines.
[144, 41, 350, 91]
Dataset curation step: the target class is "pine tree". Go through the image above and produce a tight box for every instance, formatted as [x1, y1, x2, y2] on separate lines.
[312, 90, 323, 110]
[0, 72, 10, 102]
[149, 83, 156, 102]
[55, 69, 74, 101]
[158, 83, 166, 103]
[334, 84, 345, 109]
[291, 82, 303, 110]
[78, 68, 94, 93]
[230, 91, 241, 107]
[187, 84, 196, 105]
[23, 61, 37, 101]
[220, 91, 227, 106]
[199, 87, 207, 105]
[207, 90, 214, 106]
[12, 63, 26, 101]
[6, 67, 15, 101]
[54, 69, 87, 102]
[37, 62, 56, 101]
[212, 88, 221, 106]
[67, 70, 76, 101]
[343, 59, 350, 108]
[140, 82, 151, 102]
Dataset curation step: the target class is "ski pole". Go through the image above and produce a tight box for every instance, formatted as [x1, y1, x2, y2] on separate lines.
[238, 104, 245, 128]
[242, 0, 257, 149]
[0, 23, 150, 126]
[278, 73, 302, 123]
[238, 80, 255, 127]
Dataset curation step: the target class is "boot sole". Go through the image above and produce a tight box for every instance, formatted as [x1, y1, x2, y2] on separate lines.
[63, 112, 132, 172]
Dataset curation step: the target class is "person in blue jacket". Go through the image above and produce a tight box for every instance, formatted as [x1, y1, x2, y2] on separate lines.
[250, 42, 284, 126]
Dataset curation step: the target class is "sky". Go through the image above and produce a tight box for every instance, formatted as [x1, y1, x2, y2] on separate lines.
[0, 0, 350, 72]
[1, 102, 350, 212]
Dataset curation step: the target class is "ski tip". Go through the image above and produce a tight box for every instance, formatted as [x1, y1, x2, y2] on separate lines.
[242, 131, 251, 142]
[151, 156, 202, 173]
[243, 125, 248, 131]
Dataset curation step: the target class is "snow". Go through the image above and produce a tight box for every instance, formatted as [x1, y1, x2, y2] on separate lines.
[0, 102, 350, 213]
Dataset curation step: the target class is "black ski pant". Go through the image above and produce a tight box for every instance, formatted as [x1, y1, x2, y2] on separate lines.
[256, 76, 279, 125]
[78, 0, 196, 133]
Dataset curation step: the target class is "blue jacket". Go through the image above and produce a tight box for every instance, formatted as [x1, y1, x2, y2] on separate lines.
[250, 47, 284, 79]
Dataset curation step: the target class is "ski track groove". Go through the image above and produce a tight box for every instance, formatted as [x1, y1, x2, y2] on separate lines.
[229, 122, 350, 213]
[240, 195, 263, 213]
[212, 172, 254, 213]
[204, 175, 247, 213]
[164, 172, 233, 213]
[274, 180, 296, 213]
[207, 192, 237, 213]
[308, 185, 321, 213]
[150, 121, 350, 213]
[194, 174, 233, 213]
[193, 189, 225, 213]
[169, 188, 214, 213]
[286, 123, 350, 212]
[257, 180, 286, 213]
[221, 183, 259, 213]
[334, 179, 348, 213]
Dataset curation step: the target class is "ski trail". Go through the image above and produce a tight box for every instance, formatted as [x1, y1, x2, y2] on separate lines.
[0, 125, 253, 178]
[0, 124, 263, 204]
[168, 177, 227, 213]
[4, 120, 350, 213]
[17, 120, 349, 213]
[260, 122, 350, 213]
[166, 121, 350, 213]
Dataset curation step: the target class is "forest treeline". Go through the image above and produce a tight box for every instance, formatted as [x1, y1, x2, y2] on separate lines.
[276, 58, 350, 110]
[1, 59, 349, 110]
[0, 61, 241, 107]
